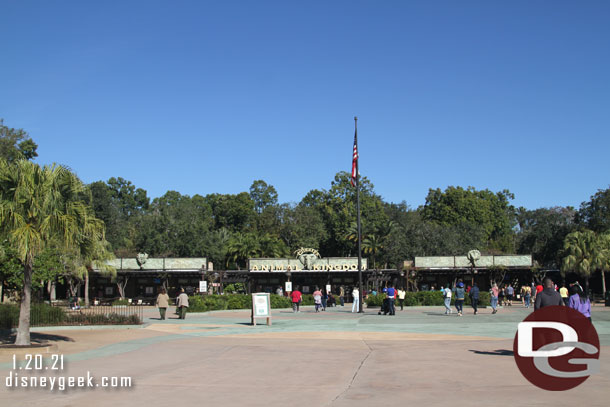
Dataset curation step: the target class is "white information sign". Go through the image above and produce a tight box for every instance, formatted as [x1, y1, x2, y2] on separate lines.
[285, 281, 292, 292]
[251, 293, 272, 326]
[325, 284, 331, 293]
[199, 281, 207, 293]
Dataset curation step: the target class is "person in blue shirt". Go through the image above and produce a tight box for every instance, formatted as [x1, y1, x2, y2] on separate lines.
[469, 283, 480, 315]
[386, 285, 396, 315]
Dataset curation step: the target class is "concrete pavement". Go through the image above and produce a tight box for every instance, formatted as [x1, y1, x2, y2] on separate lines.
[1, 304, 609, 406]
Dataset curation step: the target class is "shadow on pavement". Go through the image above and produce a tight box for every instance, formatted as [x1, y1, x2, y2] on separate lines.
[0, 331, 75, 345]
[469, 349, 514, 356]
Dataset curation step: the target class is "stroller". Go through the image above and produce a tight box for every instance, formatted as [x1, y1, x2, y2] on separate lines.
[378, 297, 390, 315]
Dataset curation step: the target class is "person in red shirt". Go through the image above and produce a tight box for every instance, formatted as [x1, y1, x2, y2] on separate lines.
[291, 286, 302, 313]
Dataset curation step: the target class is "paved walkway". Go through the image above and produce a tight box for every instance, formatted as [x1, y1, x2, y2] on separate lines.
[1, 304, 609, 406]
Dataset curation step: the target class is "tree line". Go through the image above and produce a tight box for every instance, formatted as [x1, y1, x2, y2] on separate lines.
[1, 119, 609, 343]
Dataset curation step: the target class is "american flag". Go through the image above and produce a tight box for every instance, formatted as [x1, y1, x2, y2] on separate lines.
[350, 124, 358, 187]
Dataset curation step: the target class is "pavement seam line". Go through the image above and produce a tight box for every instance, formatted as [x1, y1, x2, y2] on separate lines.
[328, 338, 373, 406]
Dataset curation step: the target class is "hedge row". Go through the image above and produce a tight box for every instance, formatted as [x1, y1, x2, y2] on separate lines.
[185, 292, 490, 313]
[0, 303, 142, 329]
[365, 291, 491, 307]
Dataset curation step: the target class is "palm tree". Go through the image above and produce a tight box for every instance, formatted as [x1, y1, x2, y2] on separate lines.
[258, 233, 289, 258]
[226, 233, 260, 269]
[63, 237, 115, 306]
[362, 234, 384, 269]
[0, 160, 104, 345]
[592, 233, 610, 295]
[562, 230, 596, 295]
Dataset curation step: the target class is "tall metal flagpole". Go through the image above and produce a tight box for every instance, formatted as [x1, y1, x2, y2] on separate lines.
[355, 117, 364, 313]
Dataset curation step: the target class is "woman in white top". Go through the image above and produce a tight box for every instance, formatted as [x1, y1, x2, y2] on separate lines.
[351, 287, 360, 313]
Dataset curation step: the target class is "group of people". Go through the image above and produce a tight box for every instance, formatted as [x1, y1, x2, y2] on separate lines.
[443, 280, 480, 316]
[288, 285, 360, 313]
[154, 287, 189, 320]
[534, 277, 592, 321]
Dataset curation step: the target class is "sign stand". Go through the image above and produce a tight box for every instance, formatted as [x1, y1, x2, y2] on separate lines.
[251, 293, 272, 326]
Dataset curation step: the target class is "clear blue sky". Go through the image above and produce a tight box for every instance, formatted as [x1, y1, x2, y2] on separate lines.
[1, 1, 609, 210]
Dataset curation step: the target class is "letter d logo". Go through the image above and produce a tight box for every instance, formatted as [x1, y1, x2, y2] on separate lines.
[517, 322, 577, 357]
[513, 306, 600, 391]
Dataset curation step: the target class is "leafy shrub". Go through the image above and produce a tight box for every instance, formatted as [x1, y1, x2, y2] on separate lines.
[0, 303, 140, 328]
[112, 299, 130, 306]
[415, 291, 444, 306]
[187, 294, 297, 312]
[227, 295, 251, 310]
[270, 294, 291, 309]
[300, 294, 314, 305]
[65, 313, 141, 325]
[365, 294, 387, 306]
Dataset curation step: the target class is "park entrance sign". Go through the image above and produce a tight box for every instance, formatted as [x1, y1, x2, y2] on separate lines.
[248, 248, 368, 272]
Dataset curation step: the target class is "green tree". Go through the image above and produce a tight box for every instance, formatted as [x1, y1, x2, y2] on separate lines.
[226, 232, 260, 269]
[516, 206, 576, 268]
[89, 178, 149, 254]
[591, 233, 610, 295]
[421, 186, 516, 252]
[278, 204, 327, 251]
[204, 192, 256, 232]
[301, 172, 389, 257]
[562, 230, 600, 294]
[577, 187, 610, 233]
[249, 180, 278, 214]
[135, 191, 212, 256]
[0, 160, 104, 345]
[0, 119, 38, 162]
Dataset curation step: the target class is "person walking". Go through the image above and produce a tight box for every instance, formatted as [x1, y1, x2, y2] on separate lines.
[443, 285, 452, 315]
[523, 284, 532, 308]
[155, 287, 170, 320]
[339, 286, 345, 307]
[506, 284, 514, 306]
[397, 287, 406, 311]
[322, 289, 328, 311]
[469, 283, 480, 315]
[534, 277, 563, 310]
[568, 285, 592, 321]
[351, 287, 360, 313]
[559, 284, 569, 306]
[454, 282, 465, 316]
[291, 286, 302, 313]
[490, 283, 499, 314]
[386, 285, 396, 315]
[176, 288, 189, 319]
[313, 287, 322, 312]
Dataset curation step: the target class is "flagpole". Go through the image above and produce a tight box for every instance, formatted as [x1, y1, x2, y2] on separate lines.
[355, 116, 364, 313]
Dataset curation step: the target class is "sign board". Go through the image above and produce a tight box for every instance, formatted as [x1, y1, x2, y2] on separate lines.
[285, 281, 292, 292]
[251, 293, 272, 326]
[199, 281, 207, 293]
[325, 284, 331, 294]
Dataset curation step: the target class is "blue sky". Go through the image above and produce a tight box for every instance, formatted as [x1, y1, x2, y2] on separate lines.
[1, 1, 609, 210]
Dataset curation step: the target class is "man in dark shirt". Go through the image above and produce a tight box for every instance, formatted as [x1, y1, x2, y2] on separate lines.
[534, 277, 563, 310]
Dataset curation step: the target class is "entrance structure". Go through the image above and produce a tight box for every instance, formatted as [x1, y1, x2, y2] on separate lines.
[248, 249, 369, 295]
[413, 254, 533, 290]
[92, 257, 208, 302]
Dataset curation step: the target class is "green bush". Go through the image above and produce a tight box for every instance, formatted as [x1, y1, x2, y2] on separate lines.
[365, 294, 387, 306]
[187, 294, 299, 312]
[300, 294, 314, 305]
[270, 294, 291, 309]
[65, 313, 140, 325]
[0, 303, 140, 328]
[227, 295, 251, 310]
[112, 299, 130, 306]
[414, 291, 445, 306]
